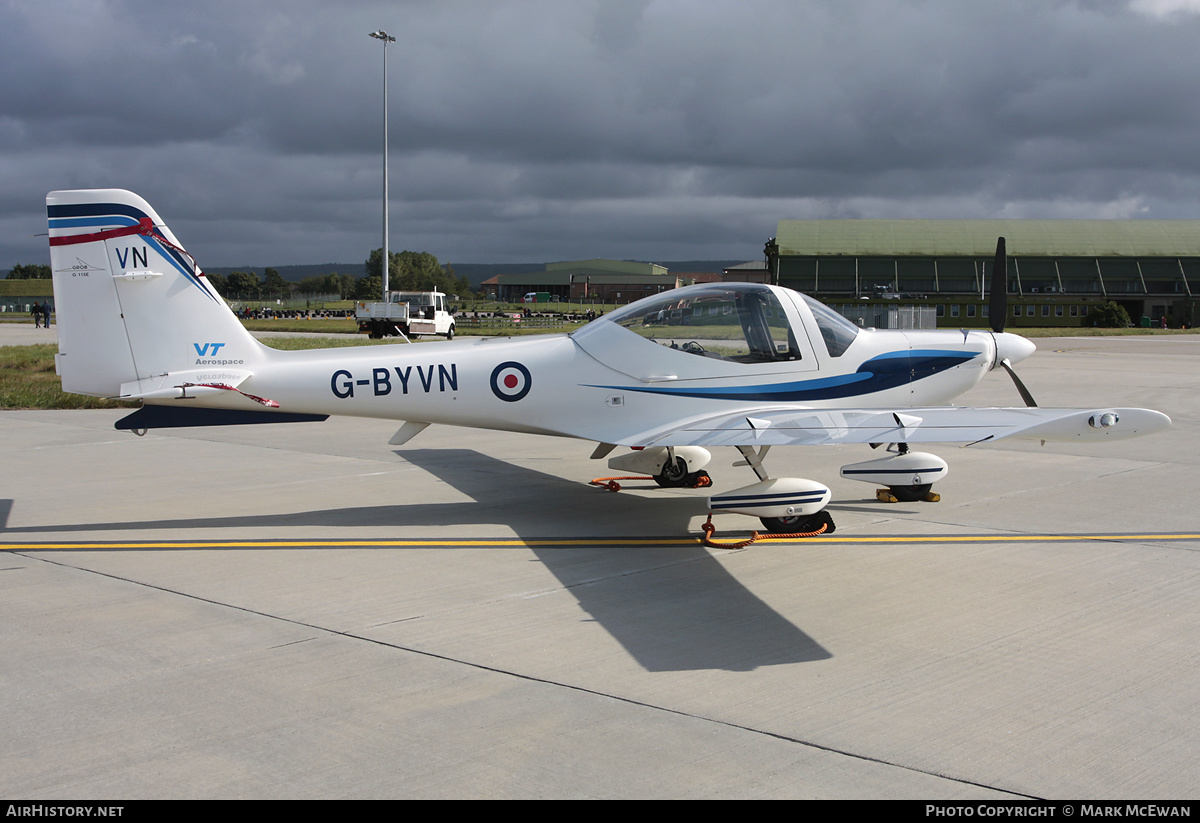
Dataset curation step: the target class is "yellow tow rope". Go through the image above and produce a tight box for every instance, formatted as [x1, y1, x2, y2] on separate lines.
[588, 474, 713, 492]
[699, 514, 829, 548]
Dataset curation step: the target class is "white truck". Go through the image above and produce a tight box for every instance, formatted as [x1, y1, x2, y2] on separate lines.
[356, 290, 456, 339]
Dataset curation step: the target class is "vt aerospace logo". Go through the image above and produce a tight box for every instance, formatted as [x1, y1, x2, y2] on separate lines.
[490, 361, 531, 402]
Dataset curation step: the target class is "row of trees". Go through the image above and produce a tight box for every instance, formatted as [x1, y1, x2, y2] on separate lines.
[361, 249, 473, 300]
[4, 249, 475, 303]
[206, 268, 292, 300]
[6, 263, 51, 279]
[212, 251, 473, 301]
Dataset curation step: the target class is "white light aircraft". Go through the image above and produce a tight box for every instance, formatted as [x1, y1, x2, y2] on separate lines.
[46, 190, 1171, 534]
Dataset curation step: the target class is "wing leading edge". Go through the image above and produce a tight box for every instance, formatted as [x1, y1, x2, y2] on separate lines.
[628, 406, 1171, 448]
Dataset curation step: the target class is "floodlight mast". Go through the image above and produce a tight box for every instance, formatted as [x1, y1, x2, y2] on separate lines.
[369, 30, 396, 299]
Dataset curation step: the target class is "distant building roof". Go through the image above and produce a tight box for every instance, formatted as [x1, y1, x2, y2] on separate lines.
[776, 220, 1200, 257]
[495, 271, 680, 287]
[545, 259, 667, 276]
[720, 260, 769, 284]
[494, 258, 673, 287]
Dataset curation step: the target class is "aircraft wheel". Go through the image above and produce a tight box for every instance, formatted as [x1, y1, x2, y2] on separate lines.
[886, 483, 932, 503]
[759, 510, 835, 535]
[654, 456, 692, 487]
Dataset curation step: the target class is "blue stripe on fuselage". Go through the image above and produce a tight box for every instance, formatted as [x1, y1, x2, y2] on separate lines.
[585, 350, 977, 402]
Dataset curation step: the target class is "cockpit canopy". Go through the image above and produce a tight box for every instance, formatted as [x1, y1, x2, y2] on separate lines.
[599, 282, 860, 363]
[603, 283, 803, 363]
[797, 292, 860, 358]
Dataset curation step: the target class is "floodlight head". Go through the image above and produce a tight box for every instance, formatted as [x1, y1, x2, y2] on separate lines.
[369, 30, 396, 42]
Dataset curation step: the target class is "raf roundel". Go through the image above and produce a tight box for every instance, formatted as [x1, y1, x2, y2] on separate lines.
[490, 361, 532, 402]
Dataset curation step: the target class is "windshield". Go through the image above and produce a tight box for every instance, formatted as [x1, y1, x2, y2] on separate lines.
[397, 292, 435, 307]
[800, 294, 859, 357]
[605, 283, 802, 363]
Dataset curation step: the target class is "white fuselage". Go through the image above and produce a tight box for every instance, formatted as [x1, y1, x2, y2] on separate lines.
[207, 286, 1014, 447]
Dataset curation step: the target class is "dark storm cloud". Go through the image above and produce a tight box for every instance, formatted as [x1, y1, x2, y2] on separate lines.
[4, 0, 1200, 270]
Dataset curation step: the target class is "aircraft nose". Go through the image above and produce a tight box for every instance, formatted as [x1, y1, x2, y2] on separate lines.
[994, 332, 1036, 366]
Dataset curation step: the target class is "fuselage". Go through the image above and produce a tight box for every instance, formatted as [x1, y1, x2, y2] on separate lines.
[219, 283, 1030, 446]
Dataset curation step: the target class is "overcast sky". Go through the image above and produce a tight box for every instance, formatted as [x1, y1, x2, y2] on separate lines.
[4, 0, 1200, 270]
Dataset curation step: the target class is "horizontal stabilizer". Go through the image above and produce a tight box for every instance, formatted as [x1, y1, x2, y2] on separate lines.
[115, 405, 328, 431]
[119, 370, 254, 401]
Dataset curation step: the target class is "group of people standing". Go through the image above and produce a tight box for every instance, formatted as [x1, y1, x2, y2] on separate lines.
[31, 301, 52, 328]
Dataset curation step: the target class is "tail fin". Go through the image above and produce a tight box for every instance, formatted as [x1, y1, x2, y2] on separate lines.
[47, 189, 270, 399]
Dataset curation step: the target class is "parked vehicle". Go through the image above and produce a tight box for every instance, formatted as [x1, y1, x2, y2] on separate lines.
[356, 291, 455, 339]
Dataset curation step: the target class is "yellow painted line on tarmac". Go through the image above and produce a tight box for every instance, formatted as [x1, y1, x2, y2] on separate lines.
[2, 533, 1200, 551]
[763, 533, 1200, 544]
[0, 538, 699, 550]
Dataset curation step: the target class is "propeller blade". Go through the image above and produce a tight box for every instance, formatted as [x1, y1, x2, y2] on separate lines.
[989, 236, 1007, 334]
[1000, 358, 1038, 407]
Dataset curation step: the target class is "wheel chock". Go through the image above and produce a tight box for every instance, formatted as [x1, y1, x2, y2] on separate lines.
[876, 488, 941, 503]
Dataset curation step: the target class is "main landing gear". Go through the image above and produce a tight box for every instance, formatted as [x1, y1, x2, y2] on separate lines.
[597, 442, 949, 539]
[706, 446, 836, 535]
[706, 443, 947, 535]
[652, 452, 711, 489]
[758, 510, 836, 535]
[601, 446, 712, 490]
[840, 443, 947, 504]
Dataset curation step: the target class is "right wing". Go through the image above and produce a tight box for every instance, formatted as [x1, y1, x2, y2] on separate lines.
[627, 406, 1171, 448]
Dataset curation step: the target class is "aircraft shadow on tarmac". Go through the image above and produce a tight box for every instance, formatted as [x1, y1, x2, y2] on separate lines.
[0, 449, 830, 672]
[399, 449, 832, 672]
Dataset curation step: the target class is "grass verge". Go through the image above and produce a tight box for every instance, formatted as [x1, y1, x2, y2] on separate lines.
[0, 345, 132, 409]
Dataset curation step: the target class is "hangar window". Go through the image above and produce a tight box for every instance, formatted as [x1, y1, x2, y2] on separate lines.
[1055, 259, 1101, 293]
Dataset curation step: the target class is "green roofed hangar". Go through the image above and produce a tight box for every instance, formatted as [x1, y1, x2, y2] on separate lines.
[766, 219, 1200, 328]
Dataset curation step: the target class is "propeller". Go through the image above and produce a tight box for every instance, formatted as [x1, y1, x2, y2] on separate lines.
[987, 236, 1038, 407]
[998, 358, 1038, 408]
[989, 237, 1007, 335]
